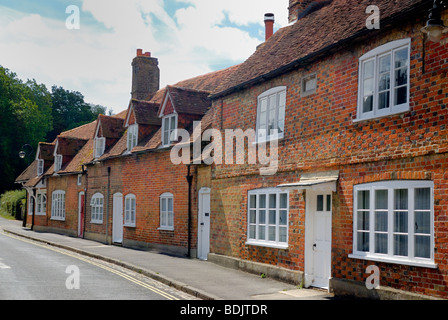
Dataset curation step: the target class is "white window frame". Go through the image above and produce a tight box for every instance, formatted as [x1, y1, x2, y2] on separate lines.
[37, 159, 44, 176]
[94, 137, 106, 159]
[301, 73, 317, 97]
[161, 114, 178, 147]
[36, 191, 46, 216]
[90, 193, 104, 224]
[356, 38, 411, 121]
[54, 154, 63, 172]
[51, 190, 65, 221]
[77, 174, 82, 186]
[256, 86, 286, 143]
[159, 193, 174, 230]
[350, 180, 436, 268]
[246, 188, 289, 249]
[124, 194, 136, 227]
[127, 124, 138, 152]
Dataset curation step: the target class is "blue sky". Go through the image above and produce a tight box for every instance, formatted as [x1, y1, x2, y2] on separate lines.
[0, 0, 289, 113]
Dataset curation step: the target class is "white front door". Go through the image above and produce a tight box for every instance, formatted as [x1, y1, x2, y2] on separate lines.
[198, 188, 211, 260]
[112, 193, 123, 244]
[305, 191, 332, 289]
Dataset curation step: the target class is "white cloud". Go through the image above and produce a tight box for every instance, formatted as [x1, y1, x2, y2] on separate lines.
[0, 0, 289, 114]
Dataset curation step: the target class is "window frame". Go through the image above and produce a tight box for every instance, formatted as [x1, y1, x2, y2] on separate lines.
[159, 193, 174, 231]
[161, 114, 178, 147]
[36, 191, 46, 216]
[350, 180, 436, 268]
[127, 124, 139, 152]
[54, 154, 63, 173]
[124, 194, 136, 227]
[301, 73, 317, 97]
[256, 86, 287, 143]
[94, 137, 106, 159]
[37, 159, 44, 176]
[90, 193, 104, 224]
[51, 190, 65, 221]
[246, 188, 289, 249]
[356, 38, 411, 122]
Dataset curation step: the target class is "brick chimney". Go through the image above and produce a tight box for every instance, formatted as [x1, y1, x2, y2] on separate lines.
[288, 0, 330, 23]
[131, 49, 160, 100]
[288, 0, 313, 23]
[264, 13, 275, 41]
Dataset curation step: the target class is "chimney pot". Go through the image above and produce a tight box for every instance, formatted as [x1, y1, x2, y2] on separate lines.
[264, 13, 275, 41]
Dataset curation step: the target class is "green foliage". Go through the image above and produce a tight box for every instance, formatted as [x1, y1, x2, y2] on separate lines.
[0, 65, 109, 194]
[0, 189, 26, 220]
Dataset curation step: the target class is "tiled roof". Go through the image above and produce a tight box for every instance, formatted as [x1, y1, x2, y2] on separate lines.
[97, 114, 125, 139]
[15, 160, 38, 184]
[213, 0, 430, 97]
[38, 142, 55, 161]
[165, 86, 212, 116]
[130, 99, 161, 126]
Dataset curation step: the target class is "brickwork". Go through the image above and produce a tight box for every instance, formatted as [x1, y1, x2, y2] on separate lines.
[209, 15, 448, 298]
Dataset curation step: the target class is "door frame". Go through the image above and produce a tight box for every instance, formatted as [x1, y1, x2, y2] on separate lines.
[112, 193, 124, 244]
[304, 184, 334, 290]
[197, 187, 211, 260]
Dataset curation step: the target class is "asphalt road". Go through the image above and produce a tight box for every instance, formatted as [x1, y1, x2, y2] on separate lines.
[0, 231, 197, 300]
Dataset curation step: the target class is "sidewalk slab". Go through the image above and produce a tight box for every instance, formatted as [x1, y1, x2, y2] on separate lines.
[0, 217, 334, 300]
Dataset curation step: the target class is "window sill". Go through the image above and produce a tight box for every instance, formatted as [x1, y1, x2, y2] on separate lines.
[353, 107, 409, 123]
[90, 220, 103, 225]
[246, 240, 288, 250]
[50, 217, 65, 222]
[349, 253, 437, 269]
[158, 226, 174, 231]
[254, 135, 284, 145]
[124, 223, 136, 228]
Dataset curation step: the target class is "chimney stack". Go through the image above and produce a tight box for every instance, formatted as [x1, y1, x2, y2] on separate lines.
[288, 0, 312, 23]
[264, 13, 275, 41]
[131, 49, 160, 100]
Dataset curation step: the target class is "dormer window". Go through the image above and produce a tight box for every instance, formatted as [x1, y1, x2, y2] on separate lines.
[162, 114, 177, 147]
[54, 154, 62, 172]
[127, 124, 138, 151]
[94, 137, 106, 159]
[37, 159, 44, 176]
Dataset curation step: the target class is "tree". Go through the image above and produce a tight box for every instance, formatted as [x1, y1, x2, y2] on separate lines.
[46, 86, 106, 142]
[0, 66, 53, 193]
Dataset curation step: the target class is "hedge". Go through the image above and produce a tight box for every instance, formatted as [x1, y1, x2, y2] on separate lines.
[0, 189, 26, 220]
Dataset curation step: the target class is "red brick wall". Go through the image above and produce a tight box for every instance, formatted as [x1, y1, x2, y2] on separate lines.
[210, 17, 448, 298]
[85, 150, 198, 254]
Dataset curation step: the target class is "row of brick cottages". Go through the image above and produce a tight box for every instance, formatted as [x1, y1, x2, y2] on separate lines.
[16, 0, 448, 299]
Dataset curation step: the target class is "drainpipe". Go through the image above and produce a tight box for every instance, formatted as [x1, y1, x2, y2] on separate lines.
[82, 165, 88, 239]
[31, 189, 36, 231]
[106, 166, 111, 244]
[186, 164, 193, 258]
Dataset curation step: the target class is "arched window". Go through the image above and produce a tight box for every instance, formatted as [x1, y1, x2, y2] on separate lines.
[90, 193, 104, 224]
[124, 194, 136, 227]
[159, 193, 174, 230]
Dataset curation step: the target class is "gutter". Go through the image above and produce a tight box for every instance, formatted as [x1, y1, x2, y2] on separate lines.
[210, 0, 432, 100]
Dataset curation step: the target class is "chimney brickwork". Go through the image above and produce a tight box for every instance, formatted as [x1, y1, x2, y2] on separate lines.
[131, 49, 160, 100]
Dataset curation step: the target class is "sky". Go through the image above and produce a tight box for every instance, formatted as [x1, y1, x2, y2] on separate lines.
[0, 0, 289, 114]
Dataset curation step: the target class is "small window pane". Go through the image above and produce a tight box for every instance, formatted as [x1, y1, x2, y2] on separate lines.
[375, 190, 388, 210]
[394, 48, 408, 68]
[317, 195, 324, 211]
[364, 60, 374, 77]
[269, 194, 276, 209]
[394, 211, 408, 233]
[375, 211, 388, 232]
[268, 226, 276, 241]
[394, 235, 408, 256]
[280, 193, 287, 209]
[259, 210, 266, 224]
[357, 211, 370, 231]
[415, 211, 430, 234]
[375, 234, 388, 254]
[378, 91, 390, 110]
[394, 86, 407, 105]
[358, 191, 370, 209]
[357, 232, 369, 252]
[279, 210, 287, 226]
[363, 96, 373, 113]
[395, 68, 408, 87]
[326, 195, 331, 211]
[415, 236, 431, 258]
[249, 195, 256, 209]
[269, 210, 276, 225]
[394, 189, 408, 210]
[259, 194, 266, 208]
[379, 54, 391, 73]
[415, 188, 430, 210]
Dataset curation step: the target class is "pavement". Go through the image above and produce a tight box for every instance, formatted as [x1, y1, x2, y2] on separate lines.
[0, 217, 334, 300]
